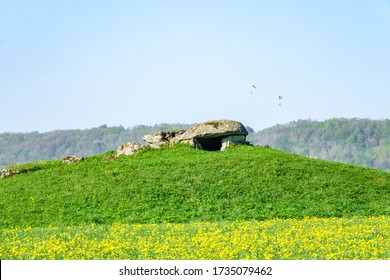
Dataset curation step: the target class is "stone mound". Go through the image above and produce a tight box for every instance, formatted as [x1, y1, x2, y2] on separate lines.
[62, 155, 84, 164]
[143, 120, 248, 151]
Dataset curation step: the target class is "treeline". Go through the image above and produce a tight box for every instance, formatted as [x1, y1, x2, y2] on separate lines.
[1, 118, 389, 171]
[248, 118, 390, 171]
[0, 123, 192, 167]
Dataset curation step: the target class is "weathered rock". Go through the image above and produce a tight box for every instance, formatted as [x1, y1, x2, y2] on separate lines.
[172, 120, 248, 151]
[143, 129, 186, 148]
[133, 120, 248, 154]
[116, 142, 143, 156]
[62, 155, 84, 164]
[0, 169, 21, 178]
[177, 120, 248, 140]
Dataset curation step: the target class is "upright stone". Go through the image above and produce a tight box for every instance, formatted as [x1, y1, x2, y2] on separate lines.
[221, 135, 247, 151]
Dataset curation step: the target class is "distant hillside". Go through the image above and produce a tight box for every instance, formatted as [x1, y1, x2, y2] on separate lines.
[248, 118, 390, 171]
[1, 118, 389, 171]
[0, 123, 192, 167]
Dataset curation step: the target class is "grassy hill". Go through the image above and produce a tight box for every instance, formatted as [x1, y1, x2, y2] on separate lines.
[1, 144, 390, 259]
[1, 144, 389, 229]
[248, 118, 390, 171]
[2, 118, 389, 171]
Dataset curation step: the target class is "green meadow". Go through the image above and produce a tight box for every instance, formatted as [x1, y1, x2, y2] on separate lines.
[1, 145, 389, 259]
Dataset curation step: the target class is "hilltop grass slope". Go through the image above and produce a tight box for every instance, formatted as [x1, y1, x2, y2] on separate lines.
[248, 118, 390, 171]
[1, 145, 389, 229]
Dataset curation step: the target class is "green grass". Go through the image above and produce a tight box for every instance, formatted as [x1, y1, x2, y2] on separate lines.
[1, 144, 389, 228]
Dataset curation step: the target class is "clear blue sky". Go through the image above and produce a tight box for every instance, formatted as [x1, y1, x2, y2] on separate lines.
[1, 0, 389, 132]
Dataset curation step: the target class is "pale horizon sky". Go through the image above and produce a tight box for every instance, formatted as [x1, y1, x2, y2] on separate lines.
[1, 0, 390, 133]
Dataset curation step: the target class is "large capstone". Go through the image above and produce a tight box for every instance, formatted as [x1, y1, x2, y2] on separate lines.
[172, 120, 248, 151]
[123, 120, 249, 156]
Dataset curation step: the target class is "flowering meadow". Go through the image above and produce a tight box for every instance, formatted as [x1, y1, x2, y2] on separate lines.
[1, 216, 389, 260]
[1, 145, 390, 260]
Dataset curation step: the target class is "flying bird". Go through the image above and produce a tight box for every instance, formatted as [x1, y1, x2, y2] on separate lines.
[248, 85, 256, 94]
[278, 95, 283, 105]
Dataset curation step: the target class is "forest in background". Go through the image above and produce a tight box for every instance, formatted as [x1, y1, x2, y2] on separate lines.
[247, 118, 390, 171]
[0, 123, 192, 167]
[1, 118, 389, 171]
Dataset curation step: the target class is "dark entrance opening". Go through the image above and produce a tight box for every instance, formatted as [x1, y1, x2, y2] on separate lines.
[196, 137, 223, 151]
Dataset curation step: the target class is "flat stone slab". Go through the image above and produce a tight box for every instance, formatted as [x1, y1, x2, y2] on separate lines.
[175, 120, 248, 142]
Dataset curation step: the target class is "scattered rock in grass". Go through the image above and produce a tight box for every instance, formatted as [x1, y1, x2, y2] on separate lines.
[116, 142, 143, 156]
[62, 155, 84, 164]
[103, 155, 117, 161]
[0, 169, 21, 178]
[142, 129, 186, 148]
